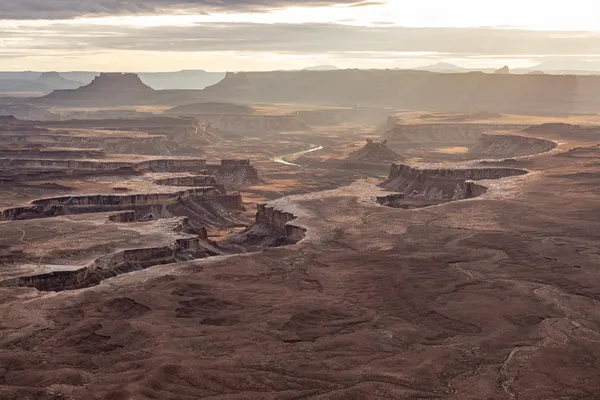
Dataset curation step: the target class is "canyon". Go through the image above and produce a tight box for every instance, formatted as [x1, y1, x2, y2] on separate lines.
[1, 71, 600, 399]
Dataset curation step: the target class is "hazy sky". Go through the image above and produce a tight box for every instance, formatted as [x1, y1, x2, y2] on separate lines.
[1, 0, 599, 71]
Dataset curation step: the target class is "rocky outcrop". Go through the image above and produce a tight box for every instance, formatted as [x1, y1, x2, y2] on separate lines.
[0, 238, 216, 292]
[134, 159, 208, 172]
[39, 73, 155, 106]
[230, 201, 306, 249]
[255, 204, 306, 243]
[348, 139, 403, 162]
[468, 134, 557, 158]
[216, 193, 244, 210]
[72, 73, 153, 93]
[206, 160, 260, 190]
[0, 132, 172, 156]
[1, 188, 217, 221]
[31, 188, 217, 207]
[0, 205, 64, 221]
[108, 211, 137, 223]
[0, 157, 207, 175]
[380, 163, 528, 204]
[0, 147, 106, 159]
[376, 193, 405, 207]
[153, 175, 218, 187]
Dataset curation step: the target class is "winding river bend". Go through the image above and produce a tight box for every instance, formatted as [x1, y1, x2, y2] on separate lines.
[272, 146, 324, 166]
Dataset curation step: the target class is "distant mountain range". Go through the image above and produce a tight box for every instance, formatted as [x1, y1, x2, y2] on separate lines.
[303, 65, 340, 71]
[1, 59, 600, 96]
[414, 60, 600, 74]
[0, 70, 226, 93]
[0, 71, 82, 94]
[414, 62, 470, 72]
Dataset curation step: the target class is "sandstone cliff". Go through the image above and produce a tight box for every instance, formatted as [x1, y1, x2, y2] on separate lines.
[206, 160, 260, 190]
[380, 163, 528, 205]
[0, 236, 216, 291]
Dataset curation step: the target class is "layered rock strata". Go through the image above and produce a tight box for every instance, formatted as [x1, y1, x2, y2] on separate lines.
[0, 238, 214, 291]
[0, 188, 217, 221]
[206, 160, 260, 190]
[381, 163, 528, 205]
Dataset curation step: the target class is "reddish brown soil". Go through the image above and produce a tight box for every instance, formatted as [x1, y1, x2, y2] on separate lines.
[1, 134, 600, 399]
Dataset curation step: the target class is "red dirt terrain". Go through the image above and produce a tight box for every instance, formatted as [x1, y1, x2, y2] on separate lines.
[1, 123, 600, 399]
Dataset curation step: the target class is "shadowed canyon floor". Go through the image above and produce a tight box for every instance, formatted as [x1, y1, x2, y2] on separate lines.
[1, 96, 600, 399]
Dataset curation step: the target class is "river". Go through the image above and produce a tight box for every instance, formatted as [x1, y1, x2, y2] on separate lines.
[272, 146, 324, 167]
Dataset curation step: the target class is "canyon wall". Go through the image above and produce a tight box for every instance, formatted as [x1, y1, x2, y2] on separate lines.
[1, 188, 217, 221]
[0, 158, 207, 175]
[256, 204, 301, 237]
[381, 164, 527, 203]
[468, 134, 557, 158]
[0, 238, 215, 291]
[254, 203, 306, 244]
[216, 193, 244, 210]
[231, 202, 306, 249]
[0, 148, 106, 158]
[206, 160, 260, 189]
[0, 133, 171, 155]
[153, 175, 218, 188]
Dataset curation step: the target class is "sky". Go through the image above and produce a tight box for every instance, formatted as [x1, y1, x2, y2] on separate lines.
[1, 0, 600, 71]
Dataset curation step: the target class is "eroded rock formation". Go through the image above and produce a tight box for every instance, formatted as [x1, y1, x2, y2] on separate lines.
[348, 139, 403, 162]
[0, 188, 218, 221]
[0, 236, 216, 292]
[206, 160, 260, 190]
[230, 201, 307, 250]
[37, 73, 155, 106]
[380, 163, 528, 206]
[0, 157, 208, 178]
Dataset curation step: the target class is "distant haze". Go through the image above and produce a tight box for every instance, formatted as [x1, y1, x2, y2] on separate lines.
[1, 0, 599, 72]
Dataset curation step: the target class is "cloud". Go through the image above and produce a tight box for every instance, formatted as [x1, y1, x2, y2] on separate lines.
[0, 0, 379, 20]
[1, 20, 600, 71]
[3, 22, 599, 56]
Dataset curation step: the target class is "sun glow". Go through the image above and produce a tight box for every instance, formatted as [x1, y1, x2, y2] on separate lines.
[1, 0, 599, 71]
[54, 0, 600, 31]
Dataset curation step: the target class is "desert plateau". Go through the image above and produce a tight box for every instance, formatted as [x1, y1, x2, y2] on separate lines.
[2, 2, 600, 398]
